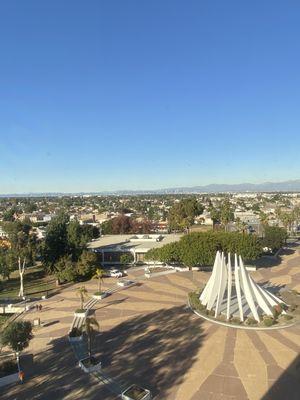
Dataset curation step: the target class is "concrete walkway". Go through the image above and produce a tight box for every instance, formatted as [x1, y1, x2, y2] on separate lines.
[2, 248, 300, 400]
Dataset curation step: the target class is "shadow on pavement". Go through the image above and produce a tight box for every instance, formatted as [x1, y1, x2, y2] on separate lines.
[2, 305, 205, 399]
[97, 304, 206, 398]
[262, 354, 300, 400]
[1, 336, 103, 400]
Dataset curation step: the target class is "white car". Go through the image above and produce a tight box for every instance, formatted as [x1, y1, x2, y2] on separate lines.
[109, 269, 123, 278]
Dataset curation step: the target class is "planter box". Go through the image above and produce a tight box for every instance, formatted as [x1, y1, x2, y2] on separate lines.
[175, 266, 189, 272]
[0, 372, 20, 388]
[121, 385, 151, 400]
[92, 292, 107, 300]
[117, 279, 134, 287]
[68, 335, 83, 343]
[74, 310, 88, 318]
[79, 357, 101, 373]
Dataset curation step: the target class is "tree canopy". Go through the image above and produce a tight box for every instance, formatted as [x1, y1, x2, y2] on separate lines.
[101, 215, 152, 235]
[0, 220, 37, 279]
[168, 198, 204, 231]
[1, 320, 33, 352]
[41, 213, 98, 281]
[262, 226, 287, 251]
[145, 231, 262, 267]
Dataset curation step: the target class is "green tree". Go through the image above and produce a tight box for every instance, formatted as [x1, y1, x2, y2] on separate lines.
[67, 220, 87, 261]
[220, 199, 234, 231]
[262, 226, 287, 251]
[235, 217, 248, 234]
[42, 213, 69, 271]
[168, 198, 204, 231]
[76, 286, 88, 310]
[76, 250, 97, 278]
[292, 206, 300, 233]
[1, 321, 33, 352]
[208, 206, 221, 224]
[120, 253, 134, 265]
[259, 212, 269, 226]
[23, 201, 37, 213]
[145, 231, 261, 267]
[81, 224, 100, 240]
[101, 219, 113, 235]
[2, 208, 16, 222]
[42, 214, 95, 274]
[0, 248, 13, 280]
[92, 268, 105, 293]
[145, 242, 180, 263]
[55, 255, 77, 283]
[83, 316, 99, 360]
[1, 221, 37, 294]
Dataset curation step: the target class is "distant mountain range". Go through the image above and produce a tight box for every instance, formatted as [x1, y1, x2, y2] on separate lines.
[1, 179, 300, 197]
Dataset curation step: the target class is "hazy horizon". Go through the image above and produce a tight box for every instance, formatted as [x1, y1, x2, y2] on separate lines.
[1, 178, 300, 196]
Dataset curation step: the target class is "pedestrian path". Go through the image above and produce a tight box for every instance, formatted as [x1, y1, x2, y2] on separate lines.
[68, 281, 138, 398]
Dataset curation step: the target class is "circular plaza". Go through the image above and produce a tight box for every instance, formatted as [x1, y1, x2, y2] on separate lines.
[2, 249, 300, 400]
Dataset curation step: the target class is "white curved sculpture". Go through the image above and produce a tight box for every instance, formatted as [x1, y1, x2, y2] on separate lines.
[199, 251, 285, 322]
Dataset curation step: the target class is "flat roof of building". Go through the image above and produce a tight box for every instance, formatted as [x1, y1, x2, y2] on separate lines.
[88, 233, 183, 253]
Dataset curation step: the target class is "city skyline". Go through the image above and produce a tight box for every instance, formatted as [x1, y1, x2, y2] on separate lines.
[1, 1, 300, 193]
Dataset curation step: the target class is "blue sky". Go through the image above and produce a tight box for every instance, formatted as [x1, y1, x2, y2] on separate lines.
[1, 1, 300, 193]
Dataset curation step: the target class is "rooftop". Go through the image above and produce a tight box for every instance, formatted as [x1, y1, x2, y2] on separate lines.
[88, 233, 182, 253]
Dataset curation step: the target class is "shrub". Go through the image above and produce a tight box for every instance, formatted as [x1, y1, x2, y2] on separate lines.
[0, 360, 18, 378]
[216, 314, 226, 322]
[263, 317, 275, 327]
[75, 309, 86, 314]
[230, 317, 241, 325]
[283, 314, 293, 321]
[273, 304, 282, 318]
[188, 292, 201, 309]
[280, 303, 288, 311]
[245, 317, 258, 326]
[208, 309, 215, 317]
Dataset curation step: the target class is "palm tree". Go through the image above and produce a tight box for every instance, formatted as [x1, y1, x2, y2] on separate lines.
[259, 212, 269, 226]
[83, 316, 99, 360]
[76, 286, 88, 310]
[235, 218, 248, 234]
[92, 268, 105, 294]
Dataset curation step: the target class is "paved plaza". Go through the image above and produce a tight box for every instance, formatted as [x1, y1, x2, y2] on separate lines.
[2, 249, 300, 400]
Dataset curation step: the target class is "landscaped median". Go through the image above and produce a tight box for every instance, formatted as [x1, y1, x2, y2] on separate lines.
[188, 290, 299, 329]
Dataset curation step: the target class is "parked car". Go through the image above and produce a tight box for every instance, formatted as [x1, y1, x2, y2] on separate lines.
[109, 269, 123, 278]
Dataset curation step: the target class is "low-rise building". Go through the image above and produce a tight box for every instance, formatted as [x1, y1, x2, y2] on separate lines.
[88, 233, 182, 265]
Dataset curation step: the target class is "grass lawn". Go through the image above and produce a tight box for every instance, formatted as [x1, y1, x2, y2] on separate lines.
[0, 266, 56, 300]
[0, 314, 10, 328]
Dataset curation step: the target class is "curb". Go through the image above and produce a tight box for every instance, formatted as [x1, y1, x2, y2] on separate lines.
[187, 298, 298, 331]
